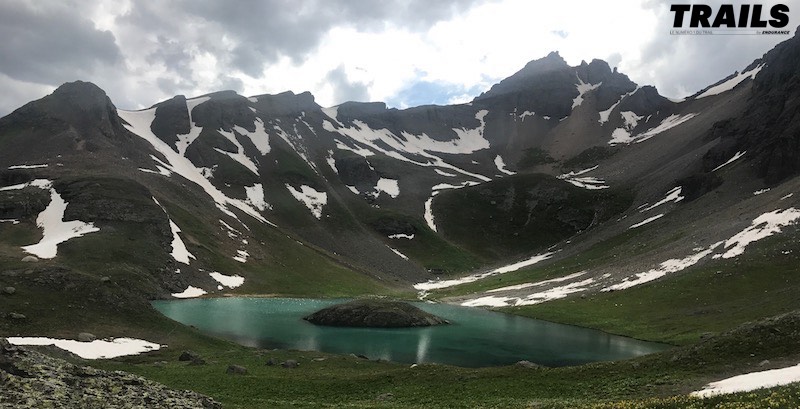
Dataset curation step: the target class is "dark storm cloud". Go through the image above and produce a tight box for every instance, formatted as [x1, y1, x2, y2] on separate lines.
[125, 0, 489, 77]
[0, 1, 122, 86]
[325, 65, 370, 102]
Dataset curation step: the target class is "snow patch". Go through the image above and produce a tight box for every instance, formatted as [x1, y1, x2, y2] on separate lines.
[462, 278, 596, 307]
[753, 188, 770, 196]
[7, 337, 161, 359]
[285, 184, 327, 219]
[610, 113, 697, 145]
[641, 187, 684, 212]
[494, 155, 515, 175]
[629, 214, 665, 229]
[8, 164, 48, 170]
[233, 249, 249, 263]
[696, 64, 764, 99]
[519, 111, 535, 120]
[691, 362, 800, 397]
[713, 208, 800, 259]
[244, 183, 270, 211]
[487, 271, 587, 293]
[209, 272, 245, 288]
[604, 243, 722, 291]
[414, 252, 553, 291]
[388, 247, 409, 260]
[389, 233, 414, 239]
[153, 197, 195, 265]
[713, 151, 746, 172]
[572, 77, 601, 109]
[424, 197, 437, 232]
[325, 150, 337, 173]
[0, 219, 20, 224]
[376, 178, 400, 198]
[20, 181, 100, 259]
[558, 166, 609, 190]
[434, 169, 457, 177]
[171, 286, 207, 298]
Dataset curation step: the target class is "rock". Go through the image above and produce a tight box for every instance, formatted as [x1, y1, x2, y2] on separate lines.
[21, 256, 38, 262]
[304, 299, 449, 328]
[189, 357, 206, 366]
[226, 365, 247, 375]
[2, 286, 15, 295]
[515, 360, 545, 369]
[376, 393, 394, 401]
[759, 360, 771, 367]
[100, 276, 111, 283]
[178, 351, 200, 362]
[265, 357, 277, 366]
[9, 312, 26, 320]
[0, 342, 222, 408]
[699, 332, 716, 340]
[280, 360, 299, 369]
[77, 333, 96, 342]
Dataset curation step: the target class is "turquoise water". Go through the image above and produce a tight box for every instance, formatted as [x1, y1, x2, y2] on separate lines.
[152, 297, 668, 368]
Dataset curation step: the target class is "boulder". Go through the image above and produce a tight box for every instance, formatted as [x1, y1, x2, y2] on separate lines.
[2, 287, 15, 295]
[226, 365, 247, 375]
[265, 357, 277, 366]
[21, 256, 37, 262]
[280, 360, 299, 369]
[178, 351, 201, 362]
[303, 299, 449, 328]
[515, 360, 545, 369]
[8, 313, 26, 320]
[77, 333, 96, 342]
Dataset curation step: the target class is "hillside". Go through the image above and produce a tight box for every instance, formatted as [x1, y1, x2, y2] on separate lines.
[1, 25, 800, 409]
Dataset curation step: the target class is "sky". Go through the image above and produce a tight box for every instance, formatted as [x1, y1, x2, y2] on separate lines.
[1, 0, 798, 116]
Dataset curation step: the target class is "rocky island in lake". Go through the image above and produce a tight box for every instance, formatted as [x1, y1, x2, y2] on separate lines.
[303, 299, 449, 328]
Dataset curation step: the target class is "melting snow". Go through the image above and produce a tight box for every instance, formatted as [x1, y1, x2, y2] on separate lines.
[519, 111, 535, 120]
[494, 155, 515, 175]
[713, 208, 800, 259]
[572, 77, 601, 109]
[641, 187, 684, 212]
[713, 151, 746, 172]
[691, 362, 800, 397]
[620, 111, 643, 130]
[414, 252, 553, 291]
[434, 169, 457, 177]
[558, 166, 609, 190]
[629, 214, 664, 229]
[462, 278, 597, 307]
[118, 108, 272, 226]
[610, 113, 698, 145]
[0, 219, 20, 224]
[424, 197, 437, 232]
[696, 64, 764, 99]
[388, 247, 409, 260]
[20, 181, 100, 259]
[376, 178, 400, 198]
[244, 183, 270, 211]
[325, 150, 337, 173]
[8, 164, 48, 170]
[233, 249, 249, 263]
[753, 188, 770, 196]
[209, 272, 245, 288]
[604, 243, 722, 291]
[486, 271, 587, 293]
[216, 128, 260, 175]
[285, 184, 327, 219]
[389, 233, 414, 239]
[171, 286, 207, 298]
[7, 337, 161, 359]
[323, 110, 491, 182]
[153, 197, 195, 265]
[781, 193, 794, 200]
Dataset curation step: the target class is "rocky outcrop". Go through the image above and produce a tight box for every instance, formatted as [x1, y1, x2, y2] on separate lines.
[304, 299, 449, 328]
[0, 338, 221, 408]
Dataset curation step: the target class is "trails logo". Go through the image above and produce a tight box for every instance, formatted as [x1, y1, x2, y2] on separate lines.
[670, 4, 791, 35]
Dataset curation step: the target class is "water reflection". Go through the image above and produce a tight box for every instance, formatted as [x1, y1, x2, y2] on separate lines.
[152, 298, 669, 368]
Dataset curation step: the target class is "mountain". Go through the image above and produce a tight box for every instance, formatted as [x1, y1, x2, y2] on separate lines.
[1, 24, 800, 371]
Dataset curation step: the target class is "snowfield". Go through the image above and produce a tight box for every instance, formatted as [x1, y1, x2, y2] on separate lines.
[8, 337, 161, 359]
[692, 362, 800, 397]
[285, 184, 328, 219]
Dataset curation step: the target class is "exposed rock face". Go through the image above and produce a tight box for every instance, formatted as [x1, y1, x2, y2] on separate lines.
[0, 338, 221, 408]
[304, 299, 449, 328]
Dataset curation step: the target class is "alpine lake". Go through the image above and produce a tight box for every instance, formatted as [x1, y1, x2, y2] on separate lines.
[152, 297, 669, 368]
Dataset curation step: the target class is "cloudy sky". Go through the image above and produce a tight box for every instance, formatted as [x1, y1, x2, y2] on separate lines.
[1, 0, 798, 116]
